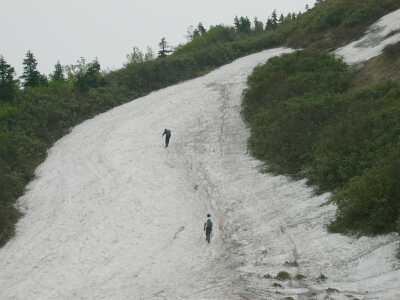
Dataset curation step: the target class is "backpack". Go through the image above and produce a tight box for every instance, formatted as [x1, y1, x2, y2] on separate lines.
[206, 219, 213, 231]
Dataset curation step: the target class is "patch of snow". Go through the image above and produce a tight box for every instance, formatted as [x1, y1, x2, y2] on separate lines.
[336, 9, 400, 64]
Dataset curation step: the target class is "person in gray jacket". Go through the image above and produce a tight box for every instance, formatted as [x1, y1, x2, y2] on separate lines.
[204, 214, 213, 243]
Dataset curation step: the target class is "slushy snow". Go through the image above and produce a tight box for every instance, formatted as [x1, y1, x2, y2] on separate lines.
[1, 9, 400, 300]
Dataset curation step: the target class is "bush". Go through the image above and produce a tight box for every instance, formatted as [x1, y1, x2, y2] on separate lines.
[384, 41, 400, 57]
[243, 51, 351, 174]
[329, 155, 400, 234]
[276, 271, 291, 281]
[243, 50, 400, 235]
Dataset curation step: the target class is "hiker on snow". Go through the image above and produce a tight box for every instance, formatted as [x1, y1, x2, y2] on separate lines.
[162, 129, 171, 148]
[204, 214, 213, 243]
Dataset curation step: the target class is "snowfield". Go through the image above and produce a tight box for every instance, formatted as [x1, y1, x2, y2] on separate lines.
[336, 9, 400, 64]
[1, 10, 400, 300]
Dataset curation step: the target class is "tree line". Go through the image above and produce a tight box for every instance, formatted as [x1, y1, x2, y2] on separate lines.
[1, 6, 305, 103]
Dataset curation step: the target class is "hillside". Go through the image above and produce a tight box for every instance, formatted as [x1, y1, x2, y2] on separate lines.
[243, 9, 400, 236]
[1, 47, 399, 299]
[0, 1, 400, 299]
[1, 0, 400, 247]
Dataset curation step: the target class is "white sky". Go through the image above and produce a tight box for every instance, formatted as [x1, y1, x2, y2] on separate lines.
[0, 0, 315, 75]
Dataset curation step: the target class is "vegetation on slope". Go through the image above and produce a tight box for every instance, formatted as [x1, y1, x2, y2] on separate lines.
[280, 0, 400, 49]
[243, 47, 400, 235]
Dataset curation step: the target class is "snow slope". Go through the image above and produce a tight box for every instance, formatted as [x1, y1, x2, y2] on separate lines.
[1, 10, 400, 300]
[336, 9, 400, 64]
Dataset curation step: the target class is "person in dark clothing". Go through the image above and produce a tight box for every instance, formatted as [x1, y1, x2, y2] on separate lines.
[162, 129, 172, 148]
[204, 214, 213, 243]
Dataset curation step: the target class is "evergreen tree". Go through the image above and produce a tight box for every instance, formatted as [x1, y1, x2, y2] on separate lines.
[279, 14, 285, 24]
[234, 16, 240, 31]
[75, 58, 103, 92]
[158, 37, 170, 58]
[144, 47, 155, 61]
[265, 18, 274, 31]
[192, 28, 200, 39]
[126, 47, 144, 65]
[254, 17, 264, 32]
[0, 56, 17, 102]
[271, 10, 278, 29]
[186, 24, 205, 41]
[240, 16, 251, 33]
[234, 16, 251, 33]
[51, 61, 65, 82]
[186, 25, 196, 41]
[197, 22, 206, 35]
[21, 50, 42, 88]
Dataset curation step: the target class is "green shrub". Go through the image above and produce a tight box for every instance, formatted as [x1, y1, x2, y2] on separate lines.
[384, 41, 400, 57]
[276, 271, 291, 281]
[243, 50, 400, 235]
[329, 154, 400, 234]
[243, 51, 351, 174]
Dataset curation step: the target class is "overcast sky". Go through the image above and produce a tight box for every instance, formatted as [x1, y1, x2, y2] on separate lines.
[1, 0, 315, 75]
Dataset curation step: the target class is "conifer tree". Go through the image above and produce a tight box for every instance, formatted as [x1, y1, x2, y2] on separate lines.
[265, 18, 274, 31]
[254, 17, 264, 32]
[234, 16, 251, 33]
[51, 61, 65, 82]
[271, 10, 278, 28]
[126, 47, 144, 65]
[240, 17, 251, 33]
[234, 16, 240, 31]
[158, 38, 170, 58]
[197, 22, 206, 35]
[192, 28, 200, 39]
[0, 56, 17, 102]
[144, 47, 154, 61]
[279, 14, 285, 24]
[75, 57, 103, 92]
[21, 50, 42, 88]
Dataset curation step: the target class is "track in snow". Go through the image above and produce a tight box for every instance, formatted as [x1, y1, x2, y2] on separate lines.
[1, 9, 400, 300]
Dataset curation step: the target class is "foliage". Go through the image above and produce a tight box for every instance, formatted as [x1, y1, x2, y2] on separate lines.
[276, 271, 291, 281]
[243, 50, 400, 235]
[383, 40, 400, 57]
[20, 51, 47, 88]
[50, 61, 65, 82]
[278, 0, 400, 49]
[0, 56, 18, 103]
[243, 51, 352, 174]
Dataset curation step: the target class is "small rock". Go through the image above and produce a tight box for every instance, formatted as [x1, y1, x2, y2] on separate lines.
[272, 282, 283, 288]
[327, 287, 340, 293]
[318, 273, 328, 281]
[295, 274, 306, 280]
[284, 260, 299, 267]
